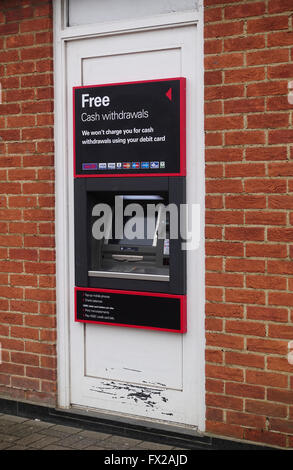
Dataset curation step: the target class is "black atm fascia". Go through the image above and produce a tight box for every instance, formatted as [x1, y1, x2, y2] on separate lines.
[74, 177, 186, 295]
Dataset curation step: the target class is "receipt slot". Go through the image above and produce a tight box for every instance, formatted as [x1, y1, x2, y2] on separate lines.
[73, 78, 187, 332]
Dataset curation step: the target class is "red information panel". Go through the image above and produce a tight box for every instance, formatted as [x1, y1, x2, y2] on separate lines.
[73, 77, 186, 177]
[75, 287, 187, 333]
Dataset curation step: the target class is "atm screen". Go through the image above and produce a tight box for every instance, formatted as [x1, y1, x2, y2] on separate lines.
[110, 216, 155, 246]
[88, 192, 170, 281]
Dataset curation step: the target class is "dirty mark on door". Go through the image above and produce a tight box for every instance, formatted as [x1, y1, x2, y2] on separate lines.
[89, 380, 173, 416]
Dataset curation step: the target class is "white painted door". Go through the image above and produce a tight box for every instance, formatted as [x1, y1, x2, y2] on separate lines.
[66, 24, 205, 429]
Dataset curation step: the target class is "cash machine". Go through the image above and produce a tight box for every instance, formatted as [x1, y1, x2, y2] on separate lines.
[74, 78, 187, 332]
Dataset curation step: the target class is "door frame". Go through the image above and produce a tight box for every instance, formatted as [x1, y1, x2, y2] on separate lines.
[53, 0, 205, 431]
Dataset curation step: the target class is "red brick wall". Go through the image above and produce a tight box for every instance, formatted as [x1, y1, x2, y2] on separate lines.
[205, 0, 293, 448]
[0, 0, 56, 406]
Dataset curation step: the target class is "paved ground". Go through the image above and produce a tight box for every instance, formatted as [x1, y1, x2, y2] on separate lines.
[0, 413, 188, 450]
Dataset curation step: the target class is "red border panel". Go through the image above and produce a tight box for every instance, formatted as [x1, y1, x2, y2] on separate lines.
[73, 77, 186, 178]
[75, 286, 187, 333]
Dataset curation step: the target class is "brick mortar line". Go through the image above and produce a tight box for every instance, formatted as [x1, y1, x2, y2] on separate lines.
[205, 44, 293, 52]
